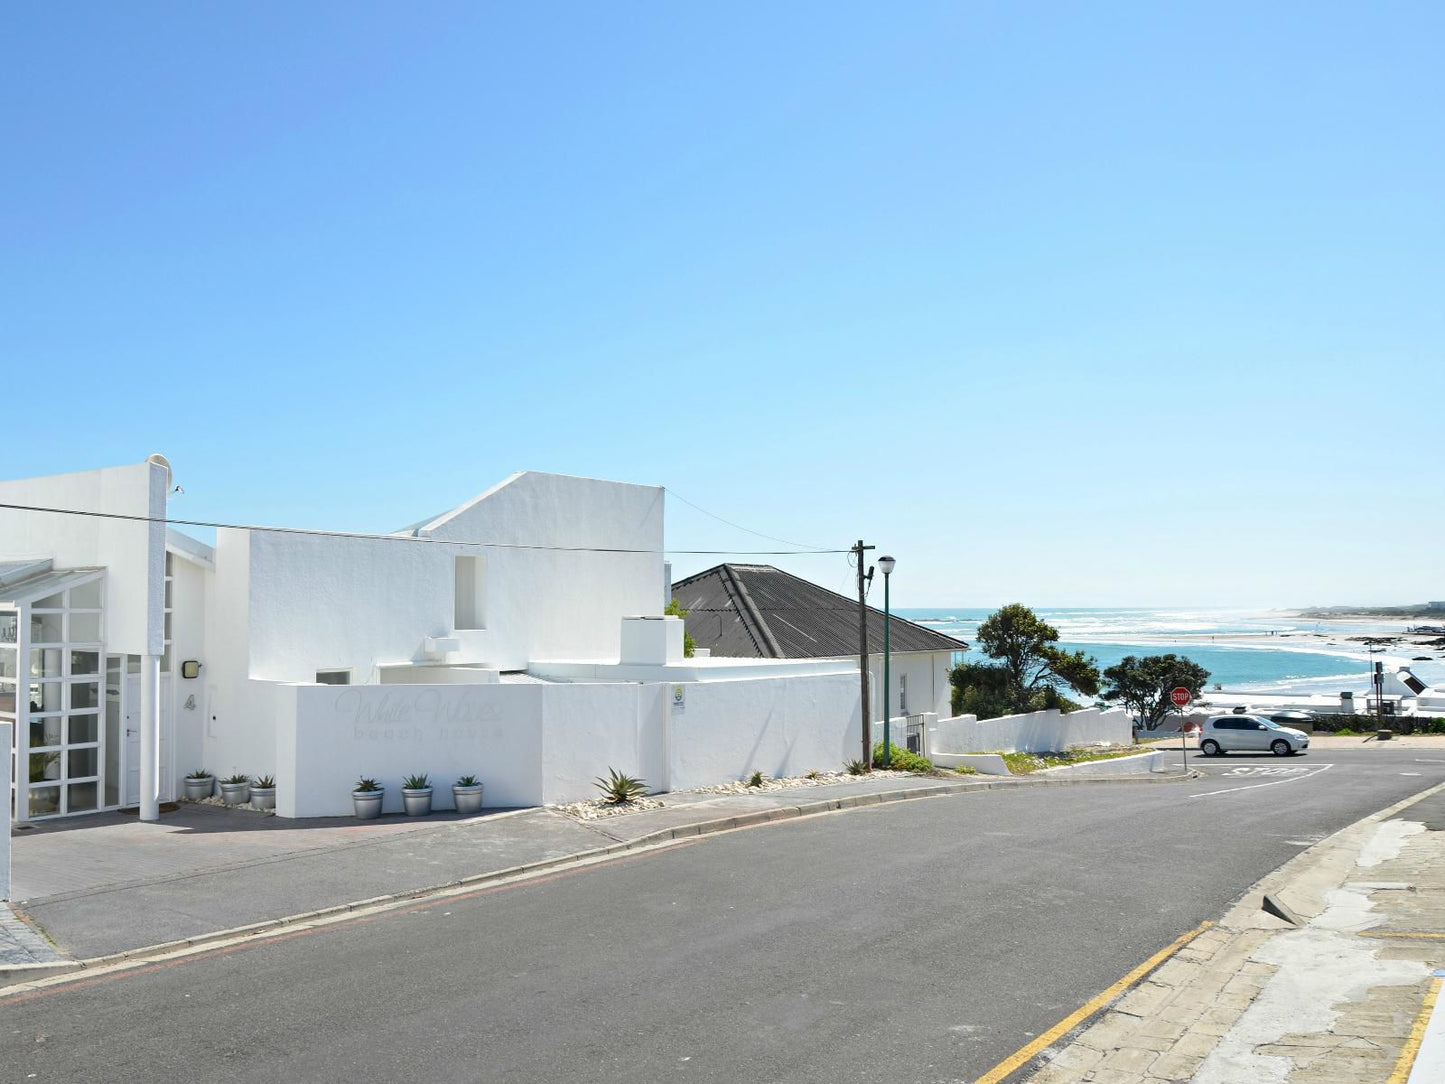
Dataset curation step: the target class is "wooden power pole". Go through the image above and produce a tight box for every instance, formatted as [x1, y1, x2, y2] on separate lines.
[853, 539, 875, 768]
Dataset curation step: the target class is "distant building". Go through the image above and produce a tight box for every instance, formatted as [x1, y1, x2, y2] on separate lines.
[670, 563, 968, 721]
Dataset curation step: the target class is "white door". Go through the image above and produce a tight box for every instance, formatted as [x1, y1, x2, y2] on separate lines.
[124, 674, 173, 806]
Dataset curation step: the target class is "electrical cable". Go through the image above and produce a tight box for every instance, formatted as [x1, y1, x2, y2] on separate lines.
[0, 501, 849, 556]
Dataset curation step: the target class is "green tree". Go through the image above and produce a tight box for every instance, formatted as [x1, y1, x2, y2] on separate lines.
[1101, 654, 1211, 731]
[973, 604, 1100, 708]
[948, 660, 1014, 718]
[665, 597, 697, 658]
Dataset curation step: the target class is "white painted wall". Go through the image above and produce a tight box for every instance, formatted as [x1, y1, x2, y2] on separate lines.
[929, 706, 1133, 754]
[0, 460, 166, 655]
[266, 667, 861, 817]
[419, 472, 665, 668]
[669, 672, 862, 791]
[168, 550, 209, 780]
[834, 650, 952, 721]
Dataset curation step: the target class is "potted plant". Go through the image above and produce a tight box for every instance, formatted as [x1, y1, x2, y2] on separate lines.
[184, 769, 214, 802]
[401, 773, 433, 816]
[249, 774, 276, 811]
[452, 774, 484, 814]
[352, 777, 384, 820]
[219, 773, 251, 806]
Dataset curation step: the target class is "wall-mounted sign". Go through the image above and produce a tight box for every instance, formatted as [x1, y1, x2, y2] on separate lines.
[672, 685, 686, 713]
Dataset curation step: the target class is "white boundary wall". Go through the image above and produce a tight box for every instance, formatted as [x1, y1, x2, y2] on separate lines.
[271, 672, 861, 817]
[929, 706, 1132, 754]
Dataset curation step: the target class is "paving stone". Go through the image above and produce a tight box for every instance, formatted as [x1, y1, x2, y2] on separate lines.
[1142, 1051, 1200, 1081]
[1100, 1046, 1156, 1073]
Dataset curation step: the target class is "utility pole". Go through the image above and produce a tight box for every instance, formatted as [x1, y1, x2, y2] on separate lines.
[853, 540, 875, 768]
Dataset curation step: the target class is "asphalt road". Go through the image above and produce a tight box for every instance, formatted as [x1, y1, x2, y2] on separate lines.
[5, 742, 1443, 1084]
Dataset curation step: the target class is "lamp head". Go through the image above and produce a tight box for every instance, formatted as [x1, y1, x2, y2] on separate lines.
[878, 555, 896, 577]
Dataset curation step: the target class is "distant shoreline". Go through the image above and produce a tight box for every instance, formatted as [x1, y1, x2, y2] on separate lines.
[1289, 606, 1445, 621]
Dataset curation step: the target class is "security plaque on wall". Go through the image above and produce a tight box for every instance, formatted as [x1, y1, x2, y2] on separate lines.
[181, 660, 202, 679]
[671, 684, 685, 713]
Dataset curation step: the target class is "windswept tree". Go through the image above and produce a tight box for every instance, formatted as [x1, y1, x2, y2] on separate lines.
[1101, 654, 1211, 730]
[950, 604, 1100, 718]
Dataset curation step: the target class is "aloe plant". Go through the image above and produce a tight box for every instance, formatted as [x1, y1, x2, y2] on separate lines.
[594, 768, 647, 804]
[746, 770, 765, 787]
[354, 777, 382, 792]
[252, 774, 276, 789]
[456, 774, 480, 787]
[402, 773, 431, 790]
[186, 768, 212, 780]
[221, 773, 249, 785]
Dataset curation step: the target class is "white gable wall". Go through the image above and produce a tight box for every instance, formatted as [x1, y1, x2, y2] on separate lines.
[0, 461, 166, 655]
[421, 472, 665, 667]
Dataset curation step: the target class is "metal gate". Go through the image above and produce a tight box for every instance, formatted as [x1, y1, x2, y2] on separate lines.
[904, 713, 926, 755]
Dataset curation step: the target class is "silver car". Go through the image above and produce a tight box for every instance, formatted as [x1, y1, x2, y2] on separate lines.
[1199, 714, 1309, 757]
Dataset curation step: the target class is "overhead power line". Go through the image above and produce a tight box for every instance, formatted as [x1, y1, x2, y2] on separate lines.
[0, 501, 848, 557]
[663, 488, 829, 552]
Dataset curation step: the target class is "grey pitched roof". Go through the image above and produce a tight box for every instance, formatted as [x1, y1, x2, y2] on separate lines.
[670, 564, 968, 660]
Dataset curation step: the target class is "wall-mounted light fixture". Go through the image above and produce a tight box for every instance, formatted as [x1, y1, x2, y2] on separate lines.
[181, 660, 202, 679]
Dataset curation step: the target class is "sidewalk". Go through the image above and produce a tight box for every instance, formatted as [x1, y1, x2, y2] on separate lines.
[1026, 782, 1445, 1083]
[5, 772, 991, 968]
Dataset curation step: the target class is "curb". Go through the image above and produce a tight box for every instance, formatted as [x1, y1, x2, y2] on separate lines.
[0, 769, 1197, 991]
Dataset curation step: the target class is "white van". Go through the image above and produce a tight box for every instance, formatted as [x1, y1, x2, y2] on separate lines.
[1199, 715, 1309, 757]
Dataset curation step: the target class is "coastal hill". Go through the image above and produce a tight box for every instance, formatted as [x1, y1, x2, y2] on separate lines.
[1297, 602, 1445, 619]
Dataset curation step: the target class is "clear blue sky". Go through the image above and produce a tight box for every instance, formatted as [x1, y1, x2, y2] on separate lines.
[4, 2, 1441, 607]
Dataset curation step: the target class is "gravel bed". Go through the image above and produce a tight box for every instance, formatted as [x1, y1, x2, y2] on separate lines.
[553, 768, 931, 821]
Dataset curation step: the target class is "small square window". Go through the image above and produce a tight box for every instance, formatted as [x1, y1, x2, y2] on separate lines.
[315, 669, 351, 686]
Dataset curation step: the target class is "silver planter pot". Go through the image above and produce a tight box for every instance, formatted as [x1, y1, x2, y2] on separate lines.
[452, 784, 484, 814]
[352, 789, 385, 819]
[401, 787, 433, 816]
[219, 782, 251, 806]
[249, 787, 276, 811]
[184, 777, 214, 801]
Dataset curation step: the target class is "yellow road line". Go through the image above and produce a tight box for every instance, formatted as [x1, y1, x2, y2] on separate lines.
[1360, 931, 1445, 939]
[971, 920, 1214, 1084]
[1386, 975, 1442, 1084]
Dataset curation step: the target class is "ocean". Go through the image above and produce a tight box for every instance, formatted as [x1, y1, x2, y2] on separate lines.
[897, 607, 1445, 696]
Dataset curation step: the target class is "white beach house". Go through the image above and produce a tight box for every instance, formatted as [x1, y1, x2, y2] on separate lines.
[2, 458, 862, 822]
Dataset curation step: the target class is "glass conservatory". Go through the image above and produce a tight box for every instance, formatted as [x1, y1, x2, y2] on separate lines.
[1, 566, 119, 820]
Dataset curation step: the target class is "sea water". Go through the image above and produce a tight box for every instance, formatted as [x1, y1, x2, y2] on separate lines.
[897, 607, 1442, 695]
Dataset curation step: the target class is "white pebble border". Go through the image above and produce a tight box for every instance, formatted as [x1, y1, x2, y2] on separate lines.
[553, 767, 930, 821]
[182, 794, 276, 815]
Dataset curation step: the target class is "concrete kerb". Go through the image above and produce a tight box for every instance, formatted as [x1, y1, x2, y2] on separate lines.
[1016, 777, 1445, 1083]
[0, 770, 1198, 994]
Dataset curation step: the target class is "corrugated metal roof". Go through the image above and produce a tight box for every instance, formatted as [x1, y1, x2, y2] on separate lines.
[670, 564, 968, 660]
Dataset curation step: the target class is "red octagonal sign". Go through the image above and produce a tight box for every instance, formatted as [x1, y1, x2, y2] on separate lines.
[1170, 686, 1192, 708]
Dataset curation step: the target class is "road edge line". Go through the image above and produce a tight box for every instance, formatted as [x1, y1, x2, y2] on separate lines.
[1387, 975, 1442, 1084]
[971, 920, 1215, 1084]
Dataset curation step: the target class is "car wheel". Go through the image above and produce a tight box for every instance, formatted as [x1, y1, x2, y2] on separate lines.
[1200, 739, 1221, 757]
[1271, 739, 1291, 757]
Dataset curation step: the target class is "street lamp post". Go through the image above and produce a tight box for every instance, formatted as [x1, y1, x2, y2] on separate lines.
[878, 555, 896, 766]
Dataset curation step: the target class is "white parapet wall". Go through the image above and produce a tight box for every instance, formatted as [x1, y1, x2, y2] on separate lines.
[269, 669, 862, 817]
[1036, 750, 1164, 776]
[929, 706, 1133, 755]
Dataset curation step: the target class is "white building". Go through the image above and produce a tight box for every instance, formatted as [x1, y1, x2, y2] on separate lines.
[2, 458, 862, 822]
[669, 564, 967, 723]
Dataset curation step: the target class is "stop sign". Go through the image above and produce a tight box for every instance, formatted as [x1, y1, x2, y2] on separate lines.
[1170, 687, 1192, 708]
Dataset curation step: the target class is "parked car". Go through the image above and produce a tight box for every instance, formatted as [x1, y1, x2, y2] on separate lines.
[1268, 710, 1315, 727]
[1199, 715, 1310, 757]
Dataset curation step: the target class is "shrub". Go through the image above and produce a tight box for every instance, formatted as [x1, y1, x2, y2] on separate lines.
[595, 768, 647, 804]
[746, 770, 765, 787]
[354, 777, 382, 792]
[402, 773, 431, 790]
[871, 741, 933, 772]
[954, 765, 978, 775]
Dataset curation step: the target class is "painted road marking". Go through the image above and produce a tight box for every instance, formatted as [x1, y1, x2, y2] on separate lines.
[970, 921, 1214, 1084]
[1387, 974, 1442, 1083]
[1188, 764, 1333, 799]
[1221, 765, 1319, 777]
